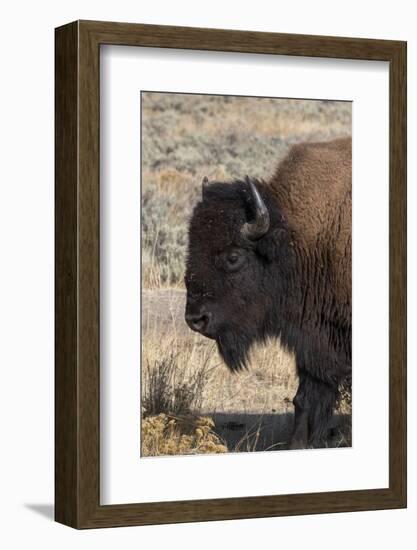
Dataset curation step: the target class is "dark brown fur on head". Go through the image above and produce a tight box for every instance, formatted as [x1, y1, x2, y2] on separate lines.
[185, 177, 293, 371]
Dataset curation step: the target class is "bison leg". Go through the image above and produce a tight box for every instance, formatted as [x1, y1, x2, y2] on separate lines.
[307, 380, 338, 447]
[290, 373, 338, 449]
[289, 376, 309, 449]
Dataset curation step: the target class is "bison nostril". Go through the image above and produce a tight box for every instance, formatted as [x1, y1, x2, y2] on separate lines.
[186, 312, 211, 334]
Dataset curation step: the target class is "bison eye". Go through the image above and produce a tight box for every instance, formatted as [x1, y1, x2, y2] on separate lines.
[224, 251, 245, 272]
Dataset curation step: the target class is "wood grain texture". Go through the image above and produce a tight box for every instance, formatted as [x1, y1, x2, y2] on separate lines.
[388, 41, 407, 505]
[55, 21, 79, 527]
[55, 20, 407, 529]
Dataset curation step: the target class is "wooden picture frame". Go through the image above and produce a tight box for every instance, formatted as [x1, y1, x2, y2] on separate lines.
[55, 20, 407, 528]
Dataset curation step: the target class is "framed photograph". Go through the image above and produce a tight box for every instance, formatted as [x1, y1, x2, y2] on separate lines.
[55, 20, 406, 528]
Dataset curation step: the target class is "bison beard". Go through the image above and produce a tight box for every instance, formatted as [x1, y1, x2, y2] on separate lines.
[216, 329, 255, 372]
[185, 138, 352, 450]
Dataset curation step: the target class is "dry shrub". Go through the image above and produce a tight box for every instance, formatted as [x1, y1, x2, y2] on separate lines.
[142, 349, 213, 418]
[141, 414, 227, 456]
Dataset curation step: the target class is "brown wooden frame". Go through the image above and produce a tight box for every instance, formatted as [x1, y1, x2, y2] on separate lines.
[55, 20, 407, 529]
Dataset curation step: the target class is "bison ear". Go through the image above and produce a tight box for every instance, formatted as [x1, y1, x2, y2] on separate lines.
[255, 228, 287, 262]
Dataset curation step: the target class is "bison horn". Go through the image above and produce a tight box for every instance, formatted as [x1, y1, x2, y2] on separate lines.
[202, 176, 210, 199]
[241, 177, 270, 240]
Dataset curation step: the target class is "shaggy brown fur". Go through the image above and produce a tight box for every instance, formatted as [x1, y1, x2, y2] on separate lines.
[273, 138, 351, 313]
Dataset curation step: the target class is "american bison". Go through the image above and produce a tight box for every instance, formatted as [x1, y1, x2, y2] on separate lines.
[184, 138, 352, 449]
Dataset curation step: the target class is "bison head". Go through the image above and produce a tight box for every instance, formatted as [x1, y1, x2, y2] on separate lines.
[185, 176, 293, 371]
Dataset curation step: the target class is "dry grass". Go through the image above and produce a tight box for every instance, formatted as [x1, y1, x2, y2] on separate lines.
[142, 348, 214, 418]
[161, 97, 349, 140]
